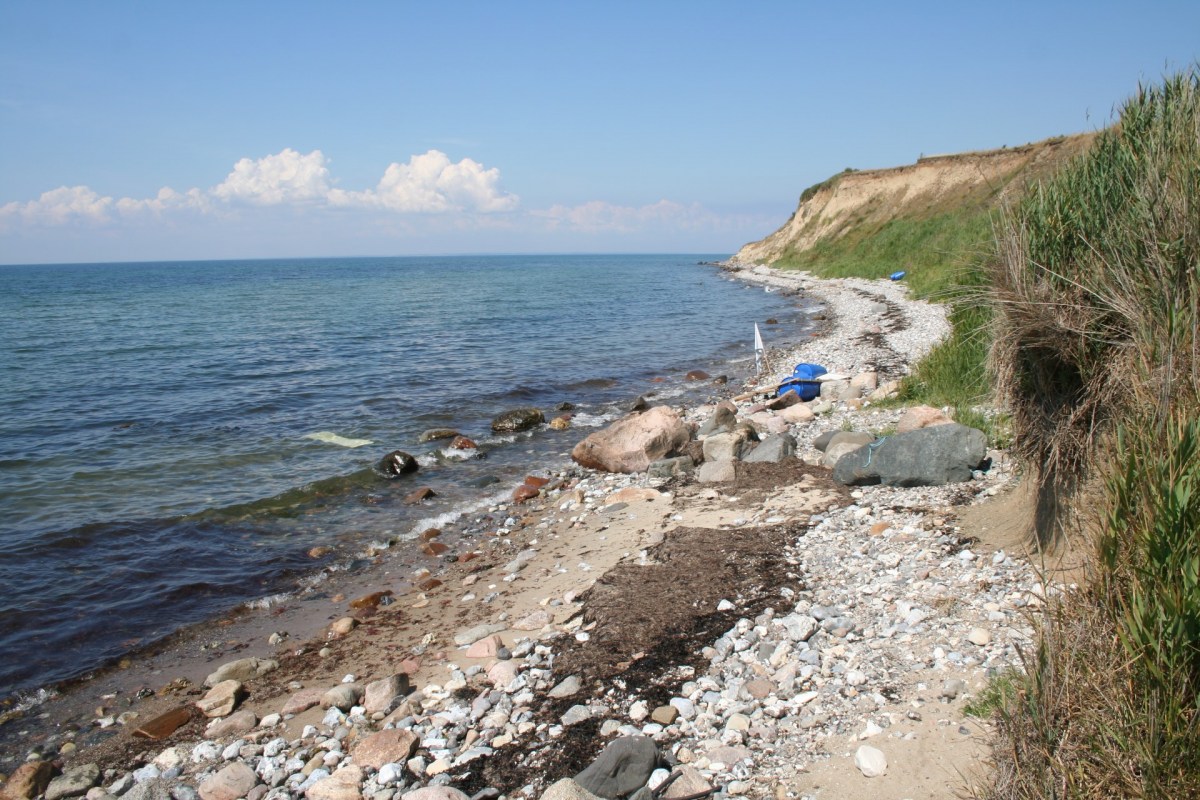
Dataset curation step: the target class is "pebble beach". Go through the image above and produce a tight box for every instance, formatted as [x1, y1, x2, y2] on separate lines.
[0, 263, 1049, 800]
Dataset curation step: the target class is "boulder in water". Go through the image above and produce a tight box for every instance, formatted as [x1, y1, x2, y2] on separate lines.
[491, 407, 545, 433]
[377, 450, 419, 477]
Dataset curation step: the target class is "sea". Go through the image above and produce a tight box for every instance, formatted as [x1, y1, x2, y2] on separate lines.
[0, 254, 812, 701]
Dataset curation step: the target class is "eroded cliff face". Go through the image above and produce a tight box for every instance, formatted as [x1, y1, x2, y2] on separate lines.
[733, 134, 1094, 265]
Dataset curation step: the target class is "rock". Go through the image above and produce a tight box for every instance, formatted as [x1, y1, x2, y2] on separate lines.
[647, 456, 694, 479]
[421, 541, 448, 556]
[400, 790, 470, 800]
[941, 679, 968, 700]
[818, 380, 850, 401]
[820, 438, 868, 470]
[486, 660, 520, 688]
[744, 679, 774, 698]
[896, 405, 954, 433]
[1, 763, 57, 800]
[512, 609, 553, 631]
[403, 487, 437, 504]
[491, 408, 544, 433]
[650, 705, 678, 725]
[629, 396, 649, 412]
[350, 591, 393, 609]
[869, 380, 902, 401]
[353, 730, 419, 770]
[851, 372, 878, 392]
[205, 709, 256, 739]
[321, 684, 361, 711]
[606, 487, 662, 504]
[465, 635, 504, 659]
[854, 745, 887, 778]
[198, 764, 257, 800]
[329, 617, 358, 636]
[812, 430, 839, 452]
[696, 460, 735, 483]
[512, 484, 540, 504]
[967, 628, 992, 646]
[766, 391, 801, 410]
[450, 436, 477, 449]
[684, 370, 710, 381]
[282, 686, 328, 715]
[196, 680, 243, 718]
[561, 705, 592, 726]
[549, 415, 572, 431]
[539, 780, 604, 800]
[455, 622, 506, 646]
[305, 767, 362, 800]
[363, 675, 410, 714]
[549, 675, 582, 699]
[418, 429, 459, 443]
[132, 707, 193, 740]
[833, 424, 987, 487]
[571, 407, 691, 473]
[701, 427, 757, 463]
[377, 450, 420, 477]
[574, 737, 660, 799]
[697, 404, 737, 437]
[779, 403, 815, 424]
[743, 433, 796, 463]
[204, 657, 278, 687]
[44, 766, 99, 800]
[661, 767, 711, 800]
[122, 780, 169, 800]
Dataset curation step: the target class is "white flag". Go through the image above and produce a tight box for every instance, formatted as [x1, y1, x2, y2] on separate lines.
[754, 323, 765, 375]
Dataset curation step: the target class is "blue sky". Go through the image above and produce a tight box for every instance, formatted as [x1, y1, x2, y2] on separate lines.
[1, 1, 1197, 264]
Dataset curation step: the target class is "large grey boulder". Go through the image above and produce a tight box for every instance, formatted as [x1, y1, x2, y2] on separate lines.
[574, 737, 660, 799]
[696, 403, 737, 437]
[833, 424, 987, 487]
[743, 433, 796, 463]
[701, 426, 758, 462]
[571, 407, 690, 473]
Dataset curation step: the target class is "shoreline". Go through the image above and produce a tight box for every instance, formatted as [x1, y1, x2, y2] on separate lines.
[1, 264, 1041, 800]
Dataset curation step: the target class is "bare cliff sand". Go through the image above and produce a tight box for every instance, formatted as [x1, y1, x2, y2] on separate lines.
[0, 266, 1053, 800]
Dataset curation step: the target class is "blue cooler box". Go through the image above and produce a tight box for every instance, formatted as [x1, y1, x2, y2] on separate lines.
[776, 363, 828, 401]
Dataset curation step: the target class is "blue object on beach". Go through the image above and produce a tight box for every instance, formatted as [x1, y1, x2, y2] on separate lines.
[889, 270, 907, 281]
[777, 363, 828, 401]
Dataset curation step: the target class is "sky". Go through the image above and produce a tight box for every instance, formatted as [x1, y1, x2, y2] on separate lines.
[1, 1, 1198, 264]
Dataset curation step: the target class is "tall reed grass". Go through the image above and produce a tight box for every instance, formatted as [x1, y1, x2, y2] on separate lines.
[984, 68, 1200, 799]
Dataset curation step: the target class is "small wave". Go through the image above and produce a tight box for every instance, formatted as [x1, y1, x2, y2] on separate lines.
[13, 687, 57, 713]
[245, 593, 291, 610]
[440, 446, 481, 461]
[407, 489, 511, 538]
[570, 411, 619, 428]
[304, 431, 374, 448]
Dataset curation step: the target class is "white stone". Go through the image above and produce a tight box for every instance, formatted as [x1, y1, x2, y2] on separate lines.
[854, 745, 888, 777]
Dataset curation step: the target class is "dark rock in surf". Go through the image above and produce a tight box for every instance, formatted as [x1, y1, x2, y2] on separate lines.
[378, 450, 419, 478]
[403, 487, 437, 504]
[685, 370, 711, 381]
[555, 401, 576, 411]
[491, 408, 545, 433]
[629, 396, 649, 412]
[418, 428, 460, 443]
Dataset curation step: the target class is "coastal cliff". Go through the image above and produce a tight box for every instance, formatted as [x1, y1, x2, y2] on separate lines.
[732, 134, 1094, 268]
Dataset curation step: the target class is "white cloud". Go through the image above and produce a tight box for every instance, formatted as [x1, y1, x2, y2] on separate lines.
[0, 185, 114, 227]
[2, 148, 518, 233]
[333, 150, 518, 213]
[211, 148, 333, 205]
[116, 186, 211, 216]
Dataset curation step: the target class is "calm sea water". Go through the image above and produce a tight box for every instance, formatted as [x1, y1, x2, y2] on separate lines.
[0, 255, 807, 697]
